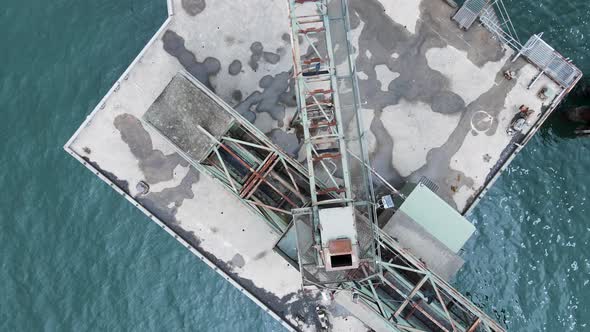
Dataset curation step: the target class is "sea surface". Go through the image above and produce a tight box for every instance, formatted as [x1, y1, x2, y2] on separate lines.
[0, 0, 588, 331]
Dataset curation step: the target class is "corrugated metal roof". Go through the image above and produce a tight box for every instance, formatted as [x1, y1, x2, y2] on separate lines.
[399, 184, 475, 253]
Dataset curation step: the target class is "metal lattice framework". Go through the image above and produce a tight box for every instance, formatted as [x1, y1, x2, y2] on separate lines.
[146, 1, 509, 330]
[453, 0, 582, 91]
[287, 0, 354, 209]
[349, 229, 505, 332]
[283, 1, 506, 331]
[514, 33, 582, 88]
[286, 0, 382, 287]
[453, 0, 521, 49]
[144, 72, 314, 234]
[147, 71, 507, 331]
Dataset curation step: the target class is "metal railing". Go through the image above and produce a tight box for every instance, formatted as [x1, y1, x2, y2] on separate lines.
[454, 0, 522, 49]
[514, 33, 582, 88]
[453, 0, 582, 91]
[479, 1, 523, 50]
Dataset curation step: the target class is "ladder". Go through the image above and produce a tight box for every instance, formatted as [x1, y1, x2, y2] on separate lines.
[287, 0, 353, 208]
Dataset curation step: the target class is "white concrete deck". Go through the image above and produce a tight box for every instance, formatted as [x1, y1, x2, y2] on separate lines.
[65, 0, 388, 330]
[65, 0, 573, 330]
[348, 0, 564, 213]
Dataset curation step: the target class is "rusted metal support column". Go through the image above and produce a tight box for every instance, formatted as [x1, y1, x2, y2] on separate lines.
[394, 275, 429, 317]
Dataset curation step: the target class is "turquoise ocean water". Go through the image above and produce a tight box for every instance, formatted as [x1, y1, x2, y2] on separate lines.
[0, 0, 588, 331]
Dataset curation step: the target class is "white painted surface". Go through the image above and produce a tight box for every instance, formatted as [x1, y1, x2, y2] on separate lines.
[65, 0, 377, 329]
[150, 164, 190, 192]
[374, 64, 400, 91]
[381, 99, 461, 177]
[449, 64, 560, 210]
[377, 0, 422, 34]
[319, 206, 357, 245]
[349, 21, 365, 60]
[426, 45, 512, 105]
[254, 112, 278, 134]
[360, 108, 377, 155]
[173, 174, 301, 298]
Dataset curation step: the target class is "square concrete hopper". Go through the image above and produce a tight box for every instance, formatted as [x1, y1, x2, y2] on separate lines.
[318, 206, 360, 271]
[143, 72, 234, 163]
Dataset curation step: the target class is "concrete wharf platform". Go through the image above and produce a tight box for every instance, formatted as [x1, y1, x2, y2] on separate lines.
[65, 0, 580, 330]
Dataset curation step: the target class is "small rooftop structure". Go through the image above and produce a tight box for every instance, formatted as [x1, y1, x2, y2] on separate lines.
[397, 183, 475, 253]
[318, 206, 360, 271]
[383, 183, 476, 280]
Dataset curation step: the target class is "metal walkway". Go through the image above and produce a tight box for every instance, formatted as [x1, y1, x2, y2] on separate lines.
[517, 34, 582, 88]
[147, 2, 510, 330]
[285, 0, 380, 288]
[350, 228, 506, 332]
[287, 0, 354, 209]
[143, 72, 314, 234]
[283, 1, 507, 331]
[453, 1, 581, 91]
[453, 0, 521, 48]
[452, 0, 488, 30]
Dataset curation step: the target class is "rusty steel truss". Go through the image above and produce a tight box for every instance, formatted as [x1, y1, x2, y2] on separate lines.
[143, 0, 507, 329]
[146, 70, 505, 331]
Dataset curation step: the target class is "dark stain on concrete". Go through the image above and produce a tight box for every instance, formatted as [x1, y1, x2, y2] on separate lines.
[137, 168, 200, 222]
[249, 41, 264, 71]
[430, 91, 466, 115]
[253, 251, 267, 260]
[114, 113, 188, 184]
[232, 89, 243, 102]
[231, 254, 245, 268]
[228, 59, 242, 76]
[235, 71, 293, 124]
[224, 35, 236, 45]
[269, 129, 301, 157]
[162, 30, 221, 90]
[344, 0, 517, 208]
[281, 33, 291, 43]
[248, 41, 282, 71]
[263, 51, 281, 64]
[235, 93, 259, 123]
[259, 75, 274, 89]
[82, 157, 130, 193]
[369, 113, 403, 190]
[181, 0, 206, 16]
